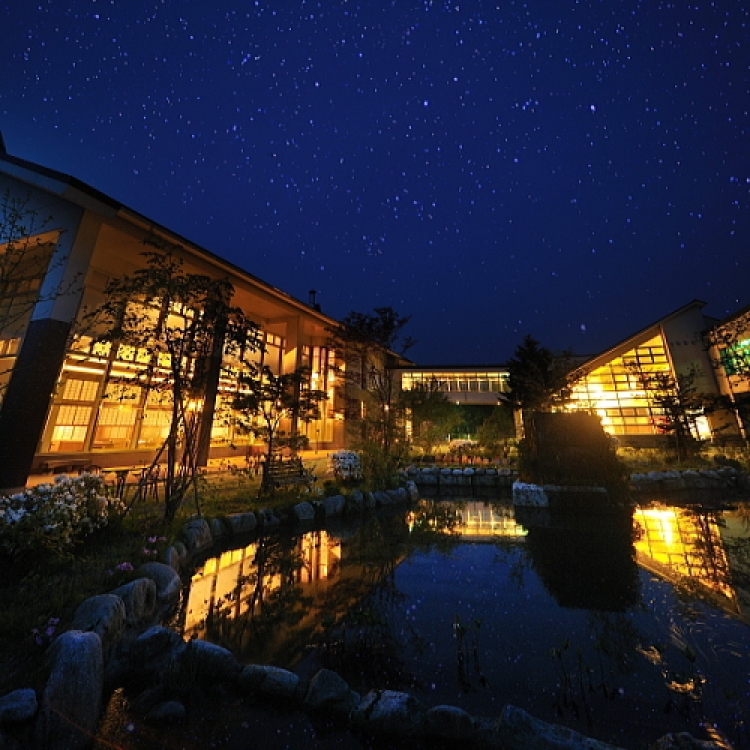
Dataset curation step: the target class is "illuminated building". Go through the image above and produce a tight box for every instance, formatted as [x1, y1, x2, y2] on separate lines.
[705, 303, 750, 440]
[397, 365, 511, 405]
[565, 301, 742, 446]
[0, 145, 362, 489]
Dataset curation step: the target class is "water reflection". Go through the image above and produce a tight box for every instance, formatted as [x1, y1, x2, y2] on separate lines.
[180, 498, 750, 747]
[633, 503, 745, 618]
[520, 506, 640, 611]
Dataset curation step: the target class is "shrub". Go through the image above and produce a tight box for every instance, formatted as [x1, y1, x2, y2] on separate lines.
[330, 450, 362, 480]
[0, 473, 125, 562]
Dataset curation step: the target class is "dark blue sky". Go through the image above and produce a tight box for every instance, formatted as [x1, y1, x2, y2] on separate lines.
[2, 1, 748, 364]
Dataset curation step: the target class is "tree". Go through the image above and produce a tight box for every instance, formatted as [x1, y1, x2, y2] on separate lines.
[475, 404, 516, 457]
[83, 245, 261, 523]
[232, 365, 328, 493]
[400, 378, 461, 454]
[626, 362, 704, 461]
[328, 307, 414, 482]
[506, 335, 574, 413]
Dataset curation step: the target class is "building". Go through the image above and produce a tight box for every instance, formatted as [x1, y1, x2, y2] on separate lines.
[0, 143, 356, 490]
[705, 303, 750, 441]
[566, 300, 742, 446]
[396, 302, 747, 449]
[396, 365, 511, 406]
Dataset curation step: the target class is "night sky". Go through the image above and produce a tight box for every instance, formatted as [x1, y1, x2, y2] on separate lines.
[2, 1, 748, 364]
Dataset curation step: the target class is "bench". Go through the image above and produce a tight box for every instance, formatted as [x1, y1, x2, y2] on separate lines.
[263, 458, 316, 490]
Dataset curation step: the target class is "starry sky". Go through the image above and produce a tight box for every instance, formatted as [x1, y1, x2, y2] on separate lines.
[2, 1, 748, 364]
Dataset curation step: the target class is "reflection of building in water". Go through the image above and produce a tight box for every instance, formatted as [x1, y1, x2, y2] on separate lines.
[633, 505, 742, 617]
[457, 501, 527, 540]
[407, 501, 527, 541]
[183, 530, 341, 640]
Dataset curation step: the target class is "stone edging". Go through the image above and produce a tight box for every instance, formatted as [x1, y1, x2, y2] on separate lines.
[0, 478, 723, 750]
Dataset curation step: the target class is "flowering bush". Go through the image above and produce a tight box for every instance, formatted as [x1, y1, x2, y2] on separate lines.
[330, 450, 362, 480]
[0, 473, 125, 560]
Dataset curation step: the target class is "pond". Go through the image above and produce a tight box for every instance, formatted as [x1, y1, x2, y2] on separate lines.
[102, 494, 750, 749]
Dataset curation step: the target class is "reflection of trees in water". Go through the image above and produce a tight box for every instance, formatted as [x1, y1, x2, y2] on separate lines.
[723, 501, 750, 614]
[318, 502, 467, 691]
[204, 533, 313, 663]
[523, 508, 639, 612]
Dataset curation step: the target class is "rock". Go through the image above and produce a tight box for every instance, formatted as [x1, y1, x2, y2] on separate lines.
[164, 545, 181, 571]
[239, 665, 300, 700]
[0, 688, 37, 724]
[128, 627, 186, 678]
[364, 492, 377, 508]
[172, 541, 188, 562]
[110, 577, 157, 627]
[350, 690, 425, 738]
[498, 704, 626, 750]
[209, 517, 227, 541]
[69, 594, 126, 663]
[304, 669, 357, 714]
[181, 517, 213, 554]
[145, 700, 187, 725]
[373, 491, 391, 506]
[423, 705, 475, 742]
[348, 490, 365, 511]
[650, 733, 726, 749]
[182, 639, 242, 685]
[137, 562, 182, 612]
[293, 501, 316, 521]
[323, 494, 345, 517]
[257, 508, 280, 529]
[227, 512, 258, 535]
[405, 481, 419, 501]
[35, 630, 103, 750]
[512, 482, 549, 508]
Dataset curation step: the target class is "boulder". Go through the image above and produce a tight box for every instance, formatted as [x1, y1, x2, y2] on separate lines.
[350, 690, 425, 738]
[239, 665, 300, 700]
[227, 512, 258, 535]
[181, 517, 213, 554]
[0, 689, 37, 724]
[348, 490, 365, 511]
[35, 631, 103, 750]
[293, 501, 316, 522]
[128, 626, 186, 678]
[304, 669, 358, 714]
[164, 545, 182, 572]
[172, 541, 188, 562]
[209, 517, 227, 541]
[423, 705, 475, 742]
[137, 562, 182, 612]
[323, 494, 345, 517]
[257, 508, 280, 530]
[69, 594, 126, 663]
[498, 704, 625, 750]
[364, 491, 377, 508]
[373, 491, 391, 506]
[110, 577, 157, 627]
[182, 639, 242, 685]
